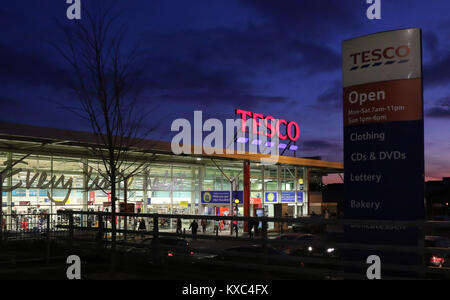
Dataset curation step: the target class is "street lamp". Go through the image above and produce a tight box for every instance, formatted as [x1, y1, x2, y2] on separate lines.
[233, 199, 239, 235]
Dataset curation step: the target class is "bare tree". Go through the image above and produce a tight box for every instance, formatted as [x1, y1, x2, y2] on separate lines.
[54, 3, 157, 274]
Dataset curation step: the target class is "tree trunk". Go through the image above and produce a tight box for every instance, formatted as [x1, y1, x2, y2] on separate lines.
[124, 175, 127, 241]
[110, 164, 117, 276]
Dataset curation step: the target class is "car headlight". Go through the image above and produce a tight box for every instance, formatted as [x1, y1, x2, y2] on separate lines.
[308, 246, 313, 252]
[327, 248, 335, 253]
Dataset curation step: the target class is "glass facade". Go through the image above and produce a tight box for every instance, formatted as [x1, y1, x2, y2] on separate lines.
[0, 143, 319, 230]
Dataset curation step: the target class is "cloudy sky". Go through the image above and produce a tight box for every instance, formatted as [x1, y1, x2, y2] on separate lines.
[1, 0, 449, 182]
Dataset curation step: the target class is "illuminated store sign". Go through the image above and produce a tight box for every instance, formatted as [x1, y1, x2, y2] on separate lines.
[235, 109, 300, 142]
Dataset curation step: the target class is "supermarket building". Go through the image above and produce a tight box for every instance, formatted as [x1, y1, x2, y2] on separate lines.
[0, 122, 343, 229]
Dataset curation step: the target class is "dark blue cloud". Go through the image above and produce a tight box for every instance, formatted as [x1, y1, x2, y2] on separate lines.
[314, 81, 342, 111]
[0, 43, 70, 89]
[424, 54, 450, 88]
[299, 139, 342, 153]
[0, 97, 19, 108]
[426, 96, 450, 119]
[239, 0, 364, 38]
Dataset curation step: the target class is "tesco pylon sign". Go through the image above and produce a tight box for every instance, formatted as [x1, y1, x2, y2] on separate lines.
[342, 28, 425, 275]
[343, 28, 422, 87]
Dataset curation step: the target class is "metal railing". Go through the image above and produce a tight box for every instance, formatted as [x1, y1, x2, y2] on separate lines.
[1, 211, 450, 280]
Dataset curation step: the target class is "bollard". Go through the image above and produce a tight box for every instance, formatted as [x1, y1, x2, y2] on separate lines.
[45, 214, 51, 264]
[262, 220, 268, 245]
[153, 215, 161, 265]
[262, 219, 269, 278]
[68, 213, 74, 247]
[417, 221, 426, 279]
[97, 214, 104, 250]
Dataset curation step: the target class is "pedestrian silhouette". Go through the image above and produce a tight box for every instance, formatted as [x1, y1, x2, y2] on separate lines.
[248, 219, 254, 238]
[200, 219, 207, 234]
[176, 218, 182, 235]
[189, 219, 199, 239]
[232, 220, 238, 236]
[214, 219, 219, 235]
[138, 218, 146, 238]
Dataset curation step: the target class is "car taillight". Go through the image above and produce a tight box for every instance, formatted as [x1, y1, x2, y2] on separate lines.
[430, 256, 444, 264]
[190, 251, 194, 255]
[168, 252, 174, 257]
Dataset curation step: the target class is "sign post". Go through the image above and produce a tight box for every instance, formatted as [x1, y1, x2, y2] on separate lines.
[342, 28, 425, 278]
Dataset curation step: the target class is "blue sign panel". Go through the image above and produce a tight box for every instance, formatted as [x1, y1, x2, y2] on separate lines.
[201, 191, 244, 204]
[344, 122, 424, 220]
[297, 192, 304, 203]
[281, 192, 295, 203]
[29, 190, 49, 197]
[12, 190, 26, 197]
[147, 198, 151, 205]
[232, 191, 243, 204]
[265, 192, 277, 203]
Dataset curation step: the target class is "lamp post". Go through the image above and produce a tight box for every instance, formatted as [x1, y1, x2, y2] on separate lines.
[0, 173, 2, 243]
[234, 199, 239, 214]
[233, 199, 239, 236]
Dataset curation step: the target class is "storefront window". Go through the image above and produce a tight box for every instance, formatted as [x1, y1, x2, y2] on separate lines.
[264, 166, 278, 191]
[281, 166, 296, 191]
[0, 143, 320, 219]
[250, 166, 263, 191]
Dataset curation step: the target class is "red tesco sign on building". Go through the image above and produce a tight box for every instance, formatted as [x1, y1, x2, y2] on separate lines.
[235, 109, 300, 142]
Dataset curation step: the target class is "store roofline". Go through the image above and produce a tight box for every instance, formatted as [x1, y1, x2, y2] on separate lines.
[0, 122, 343, 171]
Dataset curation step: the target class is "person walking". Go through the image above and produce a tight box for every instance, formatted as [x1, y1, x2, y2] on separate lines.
[248, 219, 254, 238]
[133, 217, 138, 231]
[214, 219, 219, 235]
[254, 219, 259, 237]
[138, 218, 146, 238]
[200, 219, 207, 234]
[261, 221, 268, 239]
[189, 219, 199, 239]
[176, 218, 182, 235]
[232, 219, 238, 236]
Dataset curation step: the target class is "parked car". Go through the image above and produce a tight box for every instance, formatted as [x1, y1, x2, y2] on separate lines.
[291, 217, 326, 234]
[126, 237, 193, 255]
[123, 236, 217, 265]
[425, 236, 450, 268]
[432, 216, 450, 222]
[218, 245, 303, 267]
[275, 233, 338, 258]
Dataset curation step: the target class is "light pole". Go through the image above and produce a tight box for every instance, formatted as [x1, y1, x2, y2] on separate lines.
[233, 198, 239, 235]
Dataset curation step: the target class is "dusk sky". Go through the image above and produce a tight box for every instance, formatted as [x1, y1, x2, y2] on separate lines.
[1, 0, 450, 182]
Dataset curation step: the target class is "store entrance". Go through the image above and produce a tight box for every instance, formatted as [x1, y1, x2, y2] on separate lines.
[203, 206, 238, 232]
